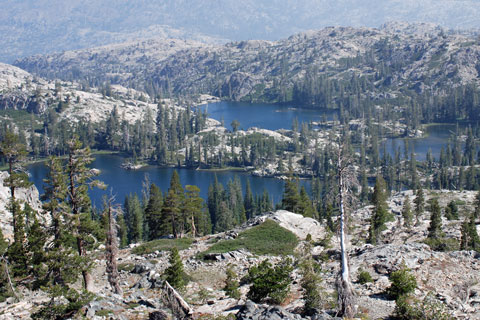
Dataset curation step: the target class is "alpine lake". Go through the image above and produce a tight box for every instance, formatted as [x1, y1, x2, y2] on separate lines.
[28, 101, 462, 207]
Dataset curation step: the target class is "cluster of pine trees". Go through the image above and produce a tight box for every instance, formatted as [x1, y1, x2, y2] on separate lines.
[121, 171, 209, 242]
[0, 133, 108, 317]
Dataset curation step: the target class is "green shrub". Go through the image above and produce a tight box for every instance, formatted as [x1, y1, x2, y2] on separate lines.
[200, 220, 298, 258]
[245, 258, 293, 305]
[224, 265, 240, 299]
[31, 287, 94, 320]
[163, 247, 189, 289]
[95, 309, 113, 317]
[423, 237, 458, 252]
[394, 293, 454, 320]
[357, 269, 373, 284]
[387, 265, 417, 300]
[132, 238, 193, 255]
[117, 263, 135, 273]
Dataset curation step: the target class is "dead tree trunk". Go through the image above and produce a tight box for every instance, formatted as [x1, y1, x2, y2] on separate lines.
[1, 256, 19, 301]
[336, 147, 356, 318]
[105, 197, 123, 295]
[161, 280, 193, 319]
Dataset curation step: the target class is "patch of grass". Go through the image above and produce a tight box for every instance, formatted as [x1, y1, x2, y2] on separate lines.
[117, 263, 135, 273]
[132, 238, 193, 255]
[95, 309, 113, 317]
[199, 220, 298, 258]
[126, 302, 139, 309]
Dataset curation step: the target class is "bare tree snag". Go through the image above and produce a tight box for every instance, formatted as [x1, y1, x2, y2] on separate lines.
[336, 144, 356, 318]
[161, 280, 193, 319]
[105, 196, 123, 295]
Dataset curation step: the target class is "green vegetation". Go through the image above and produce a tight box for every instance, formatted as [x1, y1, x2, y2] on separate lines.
[200, 220, 298, 258]
[163, 247, 188, 289]
[357, 269, 373, 284]
[387, 265, 417, 300]
[223, 265, 240, 299]
[132, 238, 193, 255]
[299, 242, 324, 313]
[95, 309, 113, 317]
[394, 292, 454, 320]
[117, 263, 135, 273]
[368, 176, 393, 244]
[245, 258, 293, 305]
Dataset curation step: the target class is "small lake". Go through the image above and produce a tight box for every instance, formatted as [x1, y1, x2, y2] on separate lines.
[200, 101, 337, 131]
[28, 154, 309, 208]
[204, 101, 462, 160]
[384, 124, 459, 161]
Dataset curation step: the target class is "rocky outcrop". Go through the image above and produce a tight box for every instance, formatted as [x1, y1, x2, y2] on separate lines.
[0, 171, 44, 240]
[236, 301, 305, 320]
[236, 301, 337, 320]
[252, 210, 329, 241]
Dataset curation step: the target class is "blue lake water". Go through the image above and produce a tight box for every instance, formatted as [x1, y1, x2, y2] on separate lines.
[28, 102, 461, 206]
[28, 154, 309, 208]
[200, 101, 337, 131]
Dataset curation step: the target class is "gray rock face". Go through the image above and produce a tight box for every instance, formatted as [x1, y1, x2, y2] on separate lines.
[0, 171, 44, 240]
[236, 301, 305, 320]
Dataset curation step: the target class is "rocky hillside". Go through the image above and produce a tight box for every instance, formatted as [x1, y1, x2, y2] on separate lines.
[15, 23, 480, 105]
[1, 191, 479, 319]
[2, 0, 480, 63]
[0, 62, 201, 125]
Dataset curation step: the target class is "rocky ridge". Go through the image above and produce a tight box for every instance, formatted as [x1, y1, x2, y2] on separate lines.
[15, 23, 480, 104]
[2, 1, 480, 63]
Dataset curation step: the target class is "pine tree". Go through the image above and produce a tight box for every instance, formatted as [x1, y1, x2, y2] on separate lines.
[402, 195, 413, 227]
[244, 180, 255, 219]
[208, 175, 223, 231]
[65, 137, 104, 292]
[427, 199, 443, 239]
[6, 199, 27, 276]
[445, 200, 459, 220]
[36, 156, 93, 319]
[224, 264, 240, 299]
[299, 242, 323, 313]
[368, 176, 390, 244]
[41, 156, 69, 286]
[460, 213, 480, 251]
[298, 186, 316, 218]
[184, 185, 204, 237]
[26, 215, 47, 285]
[164, 247, 186, 289]
[161, 171, 184, 238]
[144, 184, 163, 240]
[127, 194, 144, 243]
[1, 130, 30, 275]
[414, 188, 425, 224]
[474, 190, 480, 219]
[282, 179, 300, 213]
[0, 227, 13, 302]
